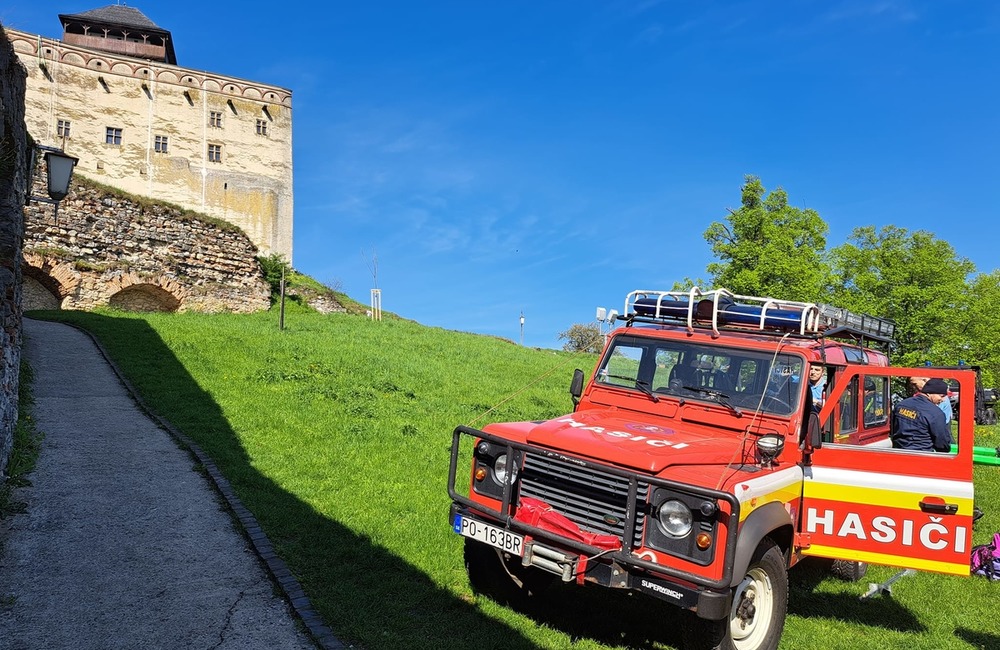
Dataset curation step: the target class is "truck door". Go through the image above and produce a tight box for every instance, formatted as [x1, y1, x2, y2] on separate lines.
[799, 367, 975, 576]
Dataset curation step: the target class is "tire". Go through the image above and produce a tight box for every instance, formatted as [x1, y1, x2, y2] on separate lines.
[463, 538, 551, 605]
[683, 538, 788, 650]
[830, 560, 868, 582]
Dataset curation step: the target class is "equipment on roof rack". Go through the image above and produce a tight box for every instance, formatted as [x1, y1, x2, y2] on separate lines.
[623, 287, 895, 342]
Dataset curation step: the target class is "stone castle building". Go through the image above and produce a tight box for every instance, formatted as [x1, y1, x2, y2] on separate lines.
[7, 4, 293, 260]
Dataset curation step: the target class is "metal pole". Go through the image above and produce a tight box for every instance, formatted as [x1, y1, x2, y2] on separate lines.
[279, 267, 286, 331]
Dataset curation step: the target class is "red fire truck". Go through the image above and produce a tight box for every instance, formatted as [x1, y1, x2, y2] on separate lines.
[448, 288, 976, 650]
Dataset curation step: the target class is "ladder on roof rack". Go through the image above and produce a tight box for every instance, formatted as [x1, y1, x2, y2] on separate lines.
[624, 287, 895, 341]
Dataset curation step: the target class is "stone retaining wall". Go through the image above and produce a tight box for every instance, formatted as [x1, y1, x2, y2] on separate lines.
[23, 177, 272, 313]
[0, 22, 28, 477]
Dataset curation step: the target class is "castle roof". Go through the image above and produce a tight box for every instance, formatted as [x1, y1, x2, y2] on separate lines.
[58, 5, 176, 64]
[60, 5, 165, 32]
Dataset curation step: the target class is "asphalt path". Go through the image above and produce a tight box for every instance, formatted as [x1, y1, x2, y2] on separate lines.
[0, 319, 322, 649]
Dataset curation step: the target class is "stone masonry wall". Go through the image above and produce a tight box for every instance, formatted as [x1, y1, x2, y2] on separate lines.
[23, 177, 271, 313]
[0, 22, 28, 477]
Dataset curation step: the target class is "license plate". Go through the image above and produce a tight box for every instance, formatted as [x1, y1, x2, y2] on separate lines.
[453, 515, 524, 557]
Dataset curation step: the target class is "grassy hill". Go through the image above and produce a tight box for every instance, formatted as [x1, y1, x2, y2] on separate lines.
[29, 306, 1000, 650]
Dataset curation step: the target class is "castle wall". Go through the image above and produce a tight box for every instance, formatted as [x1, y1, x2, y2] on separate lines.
[6, 28, 293, 262]
[0, 23, 28, 477]
[23, 177, 271, 313]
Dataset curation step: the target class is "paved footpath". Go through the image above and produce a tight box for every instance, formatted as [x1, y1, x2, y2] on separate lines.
[0, 319, 319, 649]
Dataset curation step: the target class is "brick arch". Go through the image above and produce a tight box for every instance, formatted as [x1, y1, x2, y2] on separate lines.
[106, 273, 186, 313]
[22, 253, 80, 302]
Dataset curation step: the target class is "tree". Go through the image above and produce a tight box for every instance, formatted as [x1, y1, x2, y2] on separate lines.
[937, 270, 1000, 386]
[826, 226, 975, 367]
[703, 176, 830, 301]
[558, 323, 604, 354]
[257, 253, 291, 300]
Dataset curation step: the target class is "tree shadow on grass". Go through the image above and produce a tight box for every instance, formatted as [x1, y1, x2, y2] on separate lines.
[500, 582, 688, 649]
[954, 627, 1000, 649]
[786, 558, 925, 634]
[30, 312, 547, 650]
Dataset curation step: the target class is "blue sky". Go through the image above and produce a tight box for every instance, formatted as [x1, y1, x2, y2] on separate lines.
[5, 2, 998, 349]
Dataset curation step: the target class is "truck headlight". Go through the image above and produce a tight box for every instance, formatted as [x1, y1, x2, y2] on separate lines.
[493, 453, 516, 485]
[657, 499, 693, 537]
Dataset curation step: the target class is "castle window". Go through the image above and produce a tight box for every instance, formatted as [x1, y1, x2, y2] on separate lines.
[208, 144, 222, 163]
[105, 127, 123, 145]
[256, 119, 268, 136]
[57, 120, 71, 138]
[154, 135, 169, 153]
[210, 111, 223, 128]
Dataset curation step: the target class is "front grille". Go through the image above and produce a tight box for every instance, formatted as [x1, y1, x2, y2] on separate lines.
[518, 454, 648, 548]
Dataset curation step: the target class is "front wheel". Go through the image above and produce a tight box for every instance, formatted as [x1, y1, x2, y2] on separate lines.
[683, 538, 788, 650]
[464, 538, 551, 606]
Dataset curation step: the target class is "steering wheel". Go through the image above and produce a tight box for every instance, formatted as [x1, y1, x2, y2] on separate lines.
[760, 394, 792, 413]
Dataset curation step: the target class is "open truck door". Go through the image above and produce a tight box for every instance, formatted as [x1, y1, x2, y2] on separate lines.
[799, 366, 975, 576]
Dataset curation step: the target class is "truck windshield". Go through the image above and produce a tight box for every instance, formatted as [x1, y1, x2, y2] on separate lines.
[594, 335, 804, 416]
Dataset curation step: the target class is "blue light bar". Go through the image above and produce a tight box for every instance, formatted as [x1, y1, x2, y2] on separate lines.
[632, 297, 809, 330]
[624, 287, 894, 341]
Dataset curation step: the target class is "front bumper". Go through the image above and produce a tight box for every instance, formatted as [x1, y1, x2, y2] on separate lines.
[452, 504, 731, 620]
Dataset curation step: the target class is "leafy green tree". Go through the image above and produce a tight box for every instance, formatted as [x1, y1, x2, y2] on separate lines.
[703, 176, 830, 300]
[826, 226, 975, 367]
[558, 323, 604, 354]
[939, 270, 1000, 385]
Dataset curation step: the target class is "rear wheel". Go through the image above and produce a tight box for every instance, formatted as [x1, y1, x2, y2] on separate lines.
[683, 538, 788, 650]
[830, 560, 868, 582]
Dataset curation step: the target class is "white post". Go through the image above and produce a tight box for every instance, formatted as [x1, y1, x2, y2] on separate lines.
[370, 289, 382, 321]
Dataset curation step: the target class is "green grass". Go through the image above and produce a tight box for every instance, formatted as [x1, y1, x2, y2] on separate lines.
[27, 307, 1000, 650]
[0, 360, 42, 519]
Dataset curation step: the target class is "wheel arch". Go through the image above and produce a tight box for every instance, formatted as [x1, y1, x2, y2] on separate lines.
[730, 502, 794, 587]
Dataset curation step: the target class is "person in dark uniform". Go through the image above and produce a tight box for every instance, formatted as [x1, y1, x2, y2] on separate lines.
[891, 378, 952, 451]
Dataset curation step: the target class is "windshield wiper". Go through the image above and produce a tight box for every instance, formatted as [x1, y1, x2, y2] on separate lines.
[598, 373, 661, 403]
[635, 379, 660, 403]
[683, 386, 742, 417]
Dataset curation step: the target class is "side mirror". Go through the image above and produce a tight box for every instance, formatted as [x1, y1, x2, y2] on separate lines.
[800, 411, 823, 464]
[570, 369, 585, 410]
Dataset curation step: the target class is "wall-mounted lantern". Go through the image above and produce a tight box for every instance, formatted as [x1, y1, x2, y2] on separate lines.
[28, 145, 78, 223]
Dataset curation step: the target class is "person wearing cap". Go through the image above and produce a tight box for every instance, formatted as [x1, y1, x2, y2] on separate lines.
[909, 376, 953, 423]
[891, 378, 953, 451]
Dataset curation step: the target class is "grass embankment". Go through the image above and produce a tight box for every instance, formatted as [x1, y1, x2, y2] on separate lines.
[30, 307, 1000, 650]
[0, 361, 42, 518]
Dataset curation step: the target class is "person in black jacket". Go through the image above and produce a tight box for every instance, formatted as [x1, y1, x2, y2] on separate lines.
[891, 378, 953, 452]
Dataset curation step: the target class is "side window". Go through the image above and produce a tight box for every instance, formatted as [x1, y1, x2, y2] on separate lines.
[838, 376, 859, 437]
[863, 376, 888, 427]
[652, 349, 680, 390]
[597, 345, 643, 388]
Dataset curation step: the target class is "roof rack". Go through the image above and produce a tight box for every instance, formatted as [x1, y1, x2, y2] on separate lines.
[624, 287, 895, 342]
